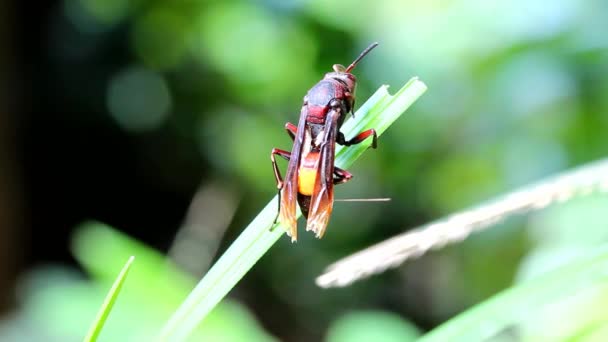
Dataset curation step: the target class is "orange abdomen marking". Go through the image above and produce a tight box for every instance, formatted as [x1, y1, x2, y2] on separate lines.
[298, 152, 319, 196]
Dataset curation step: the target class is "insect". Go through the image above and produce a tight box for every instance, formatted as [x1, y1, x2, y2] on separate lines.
[271, 42, 379, 242]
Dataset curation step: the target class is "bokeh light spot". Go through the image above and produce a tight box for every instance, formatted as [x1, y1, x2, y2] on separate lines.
[326, 310, 420, 342]
[107, 67, 172, 132]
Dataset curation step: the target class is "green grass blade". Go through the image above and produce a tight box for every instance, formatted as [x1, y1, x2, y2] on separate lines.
[159, 78, 427, 341]
[418, 246, 608, 342]
[84, 256, 135, 342]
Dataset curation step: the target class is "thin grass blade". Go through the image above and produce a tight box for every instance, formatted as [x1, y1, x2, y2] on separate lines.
[418, 246, 608, 341]
[84, 256, 135, 342]
[159, 78, 427, 341]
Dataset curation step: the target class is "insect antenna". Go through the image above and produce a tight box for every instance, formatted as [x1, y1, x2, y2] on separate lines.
[345, 42, 379, 73]
[334, 198, 391, 202]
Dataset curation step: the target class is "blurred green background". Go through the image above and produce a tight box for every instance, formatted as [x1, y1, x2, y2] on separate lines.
[1, 0, 607, 341]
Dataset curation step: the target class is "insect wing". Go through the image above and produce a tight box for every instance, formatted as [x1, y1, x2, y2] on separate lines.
[306, 108, 340, 238]
[279, 106, 308, 241]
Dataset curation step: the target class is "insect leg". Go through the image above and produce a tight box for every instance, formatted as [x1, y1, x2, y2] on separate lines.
[271, 123, 298, 227]
[337, 129, 378, 149]
[271, 148, 291, 227]
[333, 167, 353, 185]
[285, 122, 297, 140]
[271, 148, 291, 188]
[272, 122, 297, 226]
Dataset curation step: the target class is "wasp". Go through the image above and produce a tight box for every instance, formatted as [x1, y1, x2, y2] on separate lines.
[271, 43, 379, 242]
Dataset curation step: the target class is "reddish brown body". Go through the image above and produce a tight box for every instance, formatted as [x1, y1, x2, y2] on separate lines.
[305, 80, 352, 124]
[271, 43, 379, 241]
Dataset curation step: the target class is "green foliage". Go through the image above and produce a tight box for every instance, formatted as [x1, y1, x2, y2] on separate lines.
[83, 256, 134, 342]
[326, 311, 421, 342]
[419, 246, 608, 342]
[5, 0, 608, 341]
[0, 222, 274, 341]
[72, 222, 277, 341]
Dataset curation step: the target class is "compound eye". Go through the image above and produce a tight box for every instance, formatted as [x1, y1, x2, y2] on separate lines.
[332, 64, 346, 73]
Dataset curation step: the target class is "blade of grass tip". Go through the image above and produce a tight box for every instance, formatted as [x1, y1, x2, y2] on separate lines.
[418, 246, 608, 342]
[84, 256, 135, 342]
[158, 78, 427, 341]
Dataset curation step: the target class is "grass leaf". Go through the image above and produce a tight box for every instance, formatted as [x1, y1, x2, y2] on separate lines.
[159, 78, 427, 341]
[418, 246, 608, 341]
[84, 256, 135, 342]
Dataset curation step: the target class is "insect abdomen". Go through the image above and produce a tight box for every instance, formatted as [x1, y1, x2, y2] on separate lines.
[298, 152, 319, 196]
